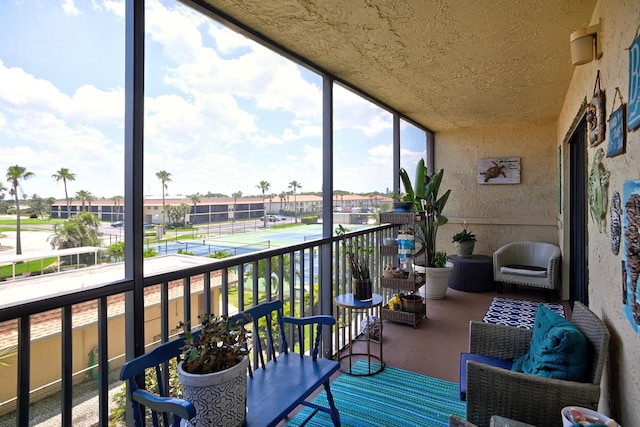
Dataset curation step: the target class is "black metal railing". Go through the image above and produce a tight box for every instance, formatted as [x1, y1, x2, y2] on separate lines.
[0, 223, 397, 426]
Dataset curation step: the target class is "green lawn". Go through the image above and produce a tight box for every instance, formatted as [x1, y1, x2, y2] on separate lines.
[0, 256, 58, 279]
[0, 218, 63, 226]
[0, 217, 64, 233]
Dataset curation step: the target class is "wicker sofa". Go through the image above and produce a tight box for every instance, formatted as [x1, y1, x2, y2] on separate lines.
[464, 301, 610, 427]
[493, 241, 561, 301]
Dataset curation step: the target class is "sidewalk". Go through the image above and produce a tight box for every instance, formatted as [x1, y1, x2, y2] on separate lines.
[0, 231, 54, 256]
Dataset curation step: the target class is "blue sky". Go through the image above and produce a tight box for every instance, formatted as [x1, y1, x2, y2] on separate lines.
[1, 0, 423, 201]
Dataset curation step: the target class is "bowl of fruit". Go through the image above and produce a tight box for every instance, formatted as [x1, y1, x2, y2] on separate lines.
[561, 406, 619, 426]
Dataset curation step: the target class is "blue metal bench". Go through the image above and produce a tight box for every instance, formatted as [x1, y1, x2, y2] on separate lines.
[119, 300, 340, 427]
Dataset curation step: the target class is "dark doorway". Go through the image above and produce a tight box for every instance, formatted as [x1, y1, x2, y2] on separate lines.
[569, 117, 588, 306]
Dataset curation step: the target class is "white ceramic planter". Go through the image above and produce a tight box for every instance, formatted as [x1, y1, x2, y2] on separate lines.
[417, 262, 454, 299]
[178, 356, 249, 427]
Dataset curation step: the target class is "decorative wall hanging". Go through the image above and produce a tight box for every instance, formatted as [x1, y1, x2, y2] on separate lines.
[606, 87, 627, 157]
[587, 71, 606, 146]
[611, 191, 621, 255]
[622, 180, 640, 334]
[628, 33, 640, 131]
[477, 157, 520, 184]
[587, 148, 610, 233]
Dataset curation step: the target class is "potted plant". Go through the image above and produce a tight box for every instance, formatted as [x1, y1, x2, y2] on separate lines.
[336, 224, 373, 301]
[177, 313, 251, 427]
[452, 228, 476, 257]
[399, 159, 453, 299]
[390, 191, 413, 212]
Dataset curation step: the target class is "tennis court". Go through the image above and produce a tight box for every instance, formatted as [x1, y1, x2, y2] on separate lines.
[149, 223, 372, 260]
[148, 223, 375, 284]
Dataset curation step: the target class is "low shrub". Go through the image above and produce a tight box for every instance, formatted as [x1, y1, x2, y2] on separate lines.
[301, 216, 318, 224]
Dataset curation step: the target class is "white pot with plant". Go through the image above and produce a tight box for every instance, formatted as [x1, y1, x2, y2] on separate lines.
[399, 159, 454, 299]
[177, 313, 251, 427]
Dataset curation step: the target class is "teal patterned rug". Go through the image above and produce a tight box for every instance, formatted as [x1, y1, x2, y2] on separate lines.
[285, 360, 466, 427]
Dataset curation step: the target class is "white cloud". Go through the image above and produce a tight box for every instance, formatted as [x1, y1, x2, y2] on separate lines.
[248, 133, 283, 149]
[0, 62, 123, 131]
[333, 85, 393, 136]
[145, 0, 206, 64]
[62, 0, 81, 16]
[0, 61, 68, 110]
[207, 24, 252, 55]
[68, 85, 124, 126]
[281, 120, 322, 142]
[0, 60, 124, 198]
[0, 0, 395, 198]
[100, 0, 125, 19]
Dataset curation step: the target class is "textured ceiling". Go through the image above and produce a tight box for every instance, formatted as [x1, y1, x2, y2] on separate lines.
[195, 0, 597, 132]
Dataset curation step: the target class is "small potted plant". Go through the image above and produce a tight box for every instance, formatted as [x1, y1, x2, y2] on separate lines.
[336, 224, 373, 301]
[390, 191, 413, 213]
[452, 228, 476, 257]
[177, 313, 251, 427]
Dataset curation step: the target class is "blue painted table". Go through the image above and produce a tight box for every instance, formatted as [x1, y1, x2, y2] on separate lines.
[334, 293, 384, 375]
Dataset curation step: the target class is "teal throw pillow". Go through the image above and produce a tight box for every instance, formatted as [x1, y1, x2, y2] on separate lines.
[512, 305, 589, 381]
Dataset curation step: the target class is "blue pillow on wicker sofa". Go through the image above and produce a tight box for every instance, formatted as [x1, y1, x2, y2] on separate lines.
[512, 305, 589, 381]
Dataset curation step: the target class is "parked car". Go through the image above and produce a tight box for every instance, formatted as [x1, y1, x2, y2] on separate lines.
[260, 215, 278, 222]
[143, 223, 155, 229]
[111, 221, 125, 227]
[275, 215, 287, 221]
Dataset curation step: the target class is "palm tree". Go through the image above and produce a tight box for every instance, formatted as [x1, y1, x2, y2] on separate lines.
[52, 168, 76, 219]
[156, 170, 172, 223]
[87, 193, 96, 213]
[189, 194, 201, 224]
[45, 197, 56, 218]
[288, 180, 302, 223]
[231, 191, 242, 224]
[0, 183, 7, 205]
[75, 190, 92, 212]
[279, 192, 286, 214]
[48, 211, 102, 250]
[269, 193, 275, 214]
[256, 180, 270, 228]
[112, 195, 123, 221]
[6, 165, 35, 255]
[28, 194, 47, 219]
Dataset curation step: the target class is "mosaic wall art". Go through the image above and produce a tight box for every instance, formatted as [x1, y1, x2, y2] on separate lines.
[622, 180, 640, 335]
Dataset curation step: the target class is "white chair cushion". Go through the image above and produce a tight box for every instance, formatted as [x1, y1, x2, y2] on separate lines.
[500, 265, 547, 278]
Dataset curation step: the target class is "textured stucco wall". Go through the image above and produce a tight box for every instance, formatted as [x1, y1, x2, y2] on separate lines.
[557, 0, 640, 425]
[435, 121, 558, 260]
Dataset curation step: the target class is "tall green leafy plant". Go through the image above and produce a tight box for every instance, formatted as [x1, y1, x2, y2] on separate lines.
[399, 159, 451, 268]
[335, 224, 371, 280]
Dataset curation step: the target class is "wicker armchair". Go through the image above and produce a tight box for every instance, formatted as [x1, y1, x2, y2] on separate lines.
[465, 301, 610, 427]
